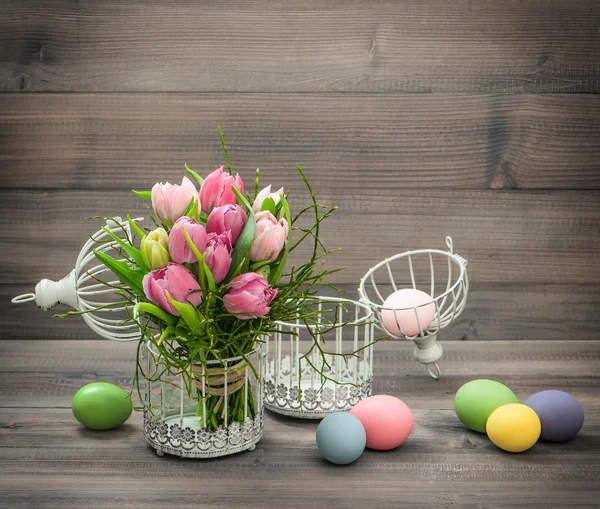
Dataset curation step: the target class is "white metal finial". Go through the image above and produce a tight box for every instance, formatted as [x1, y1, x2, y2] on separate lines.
[12, 217, 145, 342]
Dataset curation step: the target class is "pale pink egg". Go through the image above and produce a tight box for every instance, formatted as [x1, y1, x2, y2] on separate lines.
[350, 395, 413, 450]
[381, 288, 435, 337]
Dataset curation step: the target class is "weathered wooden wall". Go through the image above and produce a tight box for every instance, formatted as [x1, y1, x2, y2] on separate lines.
[1, 0, 599, 340]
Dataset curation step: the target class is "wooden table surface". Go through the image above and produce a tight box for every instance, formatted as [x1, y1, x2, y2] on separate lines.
[1, 339, 598, 508]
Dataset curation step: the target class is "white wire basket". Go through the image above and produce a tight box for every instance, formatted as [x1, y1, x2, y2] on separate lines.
[358, 236, 468, 379]
[11, 217, 143, 341]
[143, 342, 265, 458]
[264, 297, 375, 419]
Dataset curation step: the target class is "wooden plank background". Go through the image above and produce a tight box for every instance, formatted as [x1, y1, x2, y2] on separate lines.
[1, 0, 599, 340]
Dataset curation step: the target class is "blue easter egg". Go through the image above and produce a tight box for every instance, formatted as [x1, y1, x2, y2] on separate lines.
[316, 412, 366, 465]
[524, 390, 584, 442]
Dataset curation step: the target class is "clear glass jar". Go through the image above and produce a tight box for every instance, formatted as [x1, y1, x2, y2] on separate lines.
[143, 342, 264, 458]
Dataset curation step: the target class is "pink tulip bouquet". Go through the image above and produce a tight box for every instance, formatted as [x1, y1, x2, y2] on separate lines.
[88, 130, 340, 430]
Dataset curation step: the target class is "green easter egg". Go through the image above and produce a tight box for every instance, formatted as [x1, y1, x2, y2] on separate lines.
[72, 382, 133, 430]
[454, 379, 519, 433]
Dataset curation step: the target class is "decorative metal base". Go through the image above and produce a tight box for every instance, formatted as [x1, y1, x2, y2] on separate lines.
[265, 355, 373, 419]
[413, 334, 443, 380]
[144, 412, 264, 458]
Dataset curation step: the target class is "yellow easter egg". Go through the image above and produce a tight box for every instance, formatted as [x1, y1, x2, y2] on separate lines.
[486, 403, 541, 453]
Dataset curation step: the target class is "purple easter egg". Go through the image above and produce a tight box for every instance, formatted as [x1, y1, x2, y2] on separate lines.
[524, 390, 584, 442]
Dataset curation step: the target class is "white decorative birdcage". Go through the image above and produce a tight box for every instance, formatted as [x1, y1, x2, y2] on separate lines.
[264, 297, 374, 419]
[143, 342, 264, 458]
[11, 217, 143, 341]
[11, 217, 265, 458]
[358, 237, 468, 379]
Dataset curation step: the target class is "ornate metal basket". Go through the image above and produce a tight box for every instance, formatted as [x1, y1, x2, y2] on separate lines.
[264, 297, 374, 419]
[359, 237, 468, 379]
[143, 342, 265, 458]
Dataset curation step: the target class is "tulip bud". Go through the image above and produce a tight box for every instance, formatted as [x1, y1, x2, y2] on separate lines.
[168, 217, 208, 264]
[204, 232, 233, 284]
[141, 227, 170, 270]
[199, 166, 244, 213]
[253, 185, 284, 213]
[224, 272, 278, 320]
[206, 204, 248, 245]
[250, 211, 288, 263]
[142, 263, 202, 315]
[151, 176, 197, 224]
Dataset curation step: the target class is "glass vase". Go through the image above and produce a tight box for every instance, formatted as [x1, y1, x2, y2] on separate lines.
[142, 342, 264, 458]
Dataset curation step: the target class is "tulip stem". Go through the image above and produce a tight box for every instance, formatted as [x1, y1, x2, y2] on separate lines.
[218, 126, 233, 175]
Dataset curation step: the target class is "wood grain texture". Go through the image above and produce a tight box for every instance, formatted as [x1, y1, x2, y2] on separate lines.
[1, 93, 600, 190]
[0, 340, 598, 508]
[1, 0, 599, 93]
[1, 189, 598, 285]
[3, 284, 600, 341]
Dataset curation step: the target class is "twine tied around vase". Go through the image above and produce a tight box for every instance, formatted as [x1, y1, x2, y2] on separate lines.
[191, 360, 248, 419]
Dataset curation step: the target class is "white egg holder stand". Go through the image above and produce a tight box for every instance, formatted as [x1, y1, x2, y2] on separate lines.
[12, 217, 145, 341]
[264, 297, 375, 419]
[358, 236, 469, 379]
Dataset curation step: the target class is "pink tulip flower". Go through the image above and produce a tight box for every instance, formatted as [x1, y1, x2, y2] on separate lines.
[223, 272, 278, 320]
[204, 232, 233, 284]
[168, 217, 208, 264]
[151, 176, 197, 224]
[199, 165, 244, 213]
[250, 211, 289, 263]
[143, 263, 202, 315]
[253, 185, 284, 213]
[206, 204, 248, 245]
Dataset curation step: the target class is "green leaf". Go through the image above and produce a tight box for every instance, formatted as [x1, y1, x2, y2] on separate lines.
[196, 256, 208, 291]
[184, 163, 204, 188]
[179, 225, 216, 292]
[132, 190, 151, 200]
[127, 214, 146, 240]
[182, 197, 198, 221]
[260, 197, 276, 216]
[218, 126, 232, 175]
[225, 187, 256, 282]
[201, 259, 216, 292]
[275, 199, 285, 219]
[157, 325, 176, 346]
[102, 227, 149, 273]
[270, 194, 292, 286]
[180, 226, 203, 265]
[165, 291, 202, 330]
[134, 302, 177, 326]
[176, 320, 190, 337]
[250, 259, 271, 271]
[228, 258, 246, 281]
[93, 250, 145, 297]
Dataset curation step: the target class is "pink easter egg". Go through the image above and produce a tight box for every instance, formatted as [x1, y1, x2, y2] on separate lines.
[381, 288, 435, 337]
[350, 395, 414, 450]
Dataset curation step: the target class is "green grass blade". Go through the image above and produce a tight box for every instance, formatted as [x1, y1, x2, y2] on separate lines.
[218, 126, 232, 175]
[184, 163, 204, 187]
[132, 190, 151, 199]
